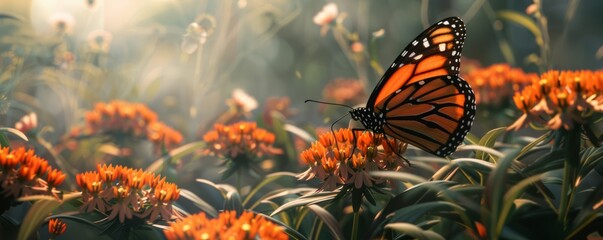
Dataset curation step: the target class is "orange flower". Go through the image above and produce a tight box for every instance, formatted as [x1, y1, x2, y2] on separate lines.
[508, 70, 603, 131]
[322, 78, 367, 106]
[163, 211, 288, 240]
[147, 122, 184, 150]
[0, 147, 64, 200]
[46, 168, 66, 187]
[203, 121, 281, 159]
[76, 164, 180, 222]
[298, 128, 407, 191]
[74, 100, 182, 153]
[462, 63, 537, 106]
[48, 218, 67, 237]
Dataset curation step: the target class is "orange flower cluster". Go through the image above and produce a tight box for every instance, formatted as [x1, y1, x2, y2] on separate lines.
[508, 70, 603, 130]
[203, 121, 281, 159]
[298, 128, 407, 191]
[462, 63, 538, 106]
[76, 164, 180, 223]
[0, 147, 65, 200]
[82, 100, 183, 150]
[164, 211, 288, 240]
[322, 78, 367, 106]
[48, 218, 67, 237]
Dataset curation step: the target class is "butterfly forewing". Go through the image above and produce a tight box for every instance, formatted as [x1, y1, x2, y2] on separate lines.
[367, 17, 466, 109]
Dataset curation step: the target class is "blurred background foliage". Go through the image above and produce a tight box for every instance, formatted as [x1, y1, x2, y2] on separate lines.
[1, 0, 602, 138]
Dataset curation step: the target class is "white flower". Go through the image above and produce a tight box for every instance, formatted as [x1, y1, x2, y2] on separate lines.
[231, 89, 258, 112]
[15, 112, 38, 133]
[49, 12, 75, 34]
[313, 3, 338, 26]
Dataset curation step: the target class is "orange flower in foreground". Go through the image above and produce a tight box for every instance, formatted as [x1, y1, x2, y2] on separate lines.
[508, 70, 603, 130]
[462, 63, 537, 106]
[298, 128, 407, 191]
[203, 121, 281, 159]
[76, 164, 180, 222]
[0, 147, 63, 201]
[163, 211, 288, 240]
[48, 218, 67, 237]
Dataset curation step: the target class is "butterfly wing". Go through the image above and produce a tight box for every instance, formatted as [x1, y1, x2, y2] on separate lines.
[367, 17, 466, 109]
[378, 75, 475, 156]
[367, 17, 473, 157]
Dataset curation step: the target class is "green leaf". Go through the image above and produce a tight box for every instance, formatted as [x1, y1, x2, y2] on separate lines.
[0, 127, 28, 143]
[517, 132, 550, 159]
[284, 123, 315, 142]
[224, 191, 243, 214]
[243, 172, 298, 207]
[271, 191, 338, 216]
[496, 10, 543, 46]
[370, 181, 457, 235]
[499, 174, 545, 228]
[178, 189, 218, 217]
[464, 132, 480, 145]
[307, 204, 345, 240]
[476, 127, 507, 161]
[431, 158, 496, 181]
[369, 171, 428, 185]
[17, 192, 81, 240]
[484, 149, 520, 240]
[248, 187, 316, 210]
[522, 150, 565, 175]
[145, 141, 205, 173]
[271, 112, 297, 162]
[385, 222, 445, 240]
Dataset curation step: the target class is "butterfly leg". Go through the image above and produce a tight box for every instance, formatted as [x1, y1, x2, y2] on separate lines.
[382, 134, 411, 167]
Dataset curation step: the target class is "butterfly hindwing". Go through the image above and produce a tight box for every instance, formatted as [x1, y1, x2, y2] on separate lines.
[377, 75, 475, 157]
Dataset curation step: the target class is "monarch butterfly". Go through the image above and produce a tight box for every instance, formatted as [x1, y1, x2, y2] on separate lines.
[349, 16, 475, 157]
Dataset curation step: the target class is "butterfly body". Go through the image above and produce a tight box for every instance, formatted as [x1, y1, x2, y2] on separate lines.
[350, 17, 475, 157]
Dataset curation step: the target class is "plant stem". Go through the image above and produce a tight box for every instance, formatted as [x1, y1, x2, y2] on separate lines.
[558, 123, 581, 228]
[236, 170, 241, 193]
[351, 210, 360, 240]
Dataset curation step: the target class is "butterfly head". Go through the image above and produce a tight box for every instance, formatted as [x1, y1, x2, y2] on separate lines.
[350, 107, 385, 133]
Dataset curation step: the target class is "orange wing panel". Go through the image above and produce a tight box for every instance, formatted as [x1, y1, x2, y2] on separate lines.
[374, 64, 415, 106]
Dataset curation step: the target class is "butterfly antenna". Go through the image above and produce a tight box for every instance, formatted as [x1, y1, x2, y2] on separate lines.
[329, 112, 351, 152]
[305, 99, 353, 110]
